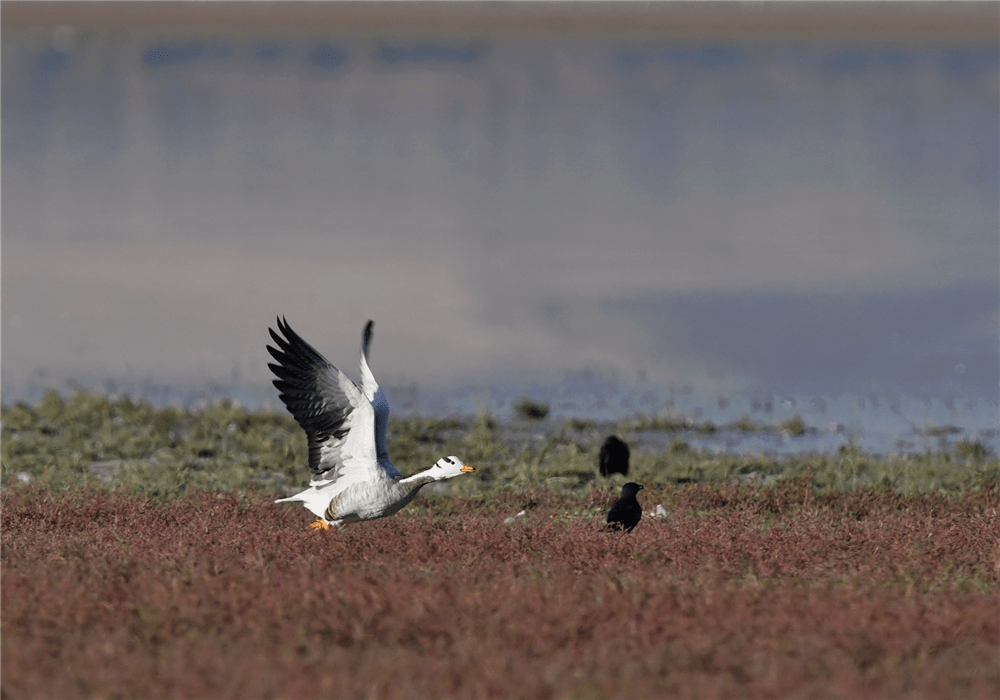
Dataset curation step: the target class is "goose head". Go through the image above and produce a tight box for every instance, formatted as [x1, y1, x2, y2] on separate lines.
[429, 456, 475, 480]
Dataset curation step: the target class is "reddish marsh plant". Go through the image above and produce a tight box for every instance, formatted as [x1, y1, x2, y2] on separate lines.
[3, 484, 998, 699]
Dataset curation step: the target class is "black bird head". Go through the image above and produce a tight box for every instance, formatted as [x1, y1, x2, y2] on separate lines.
[621, 482, 644, 498]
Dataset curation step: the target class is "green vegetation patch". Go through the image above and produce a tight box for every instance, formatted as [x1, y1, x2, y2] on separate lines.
[3, 391, 997, 498]
[513, 395, 551, 420]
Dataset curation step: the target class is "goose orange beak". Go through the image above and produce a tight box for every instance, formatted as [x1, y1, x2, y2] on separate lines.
[461, 464, 475, 473]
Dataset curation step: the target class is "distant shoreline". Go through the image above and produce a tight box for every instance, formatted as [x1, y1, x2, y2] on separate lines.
[4, 1, 998, 44]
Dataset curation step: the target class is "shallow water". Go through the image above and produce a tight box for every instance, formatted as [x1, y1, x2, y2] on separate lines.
[3, 13, 997, 459]
[8, 374, 994, 458]
[438, 385, 999, 457]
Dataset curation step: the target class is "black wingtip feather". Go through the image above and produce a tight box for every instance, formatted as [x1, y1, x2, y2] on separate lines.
[362, 320, 374, 356]
[269, 317, 330, 370]
[265, 316, 360, 477]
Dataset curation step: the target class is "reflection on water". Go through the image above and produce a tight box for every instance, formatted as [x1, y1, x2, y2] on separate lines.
[11, 372, 996, 458]
[411, 383, 999, 457]
[3, 24, 998, 458]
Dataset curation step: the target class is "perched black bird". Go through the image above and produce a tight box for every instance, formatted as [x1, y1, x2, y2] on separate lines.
[606, 482, 644, 532]
[599, 435, 630, 477]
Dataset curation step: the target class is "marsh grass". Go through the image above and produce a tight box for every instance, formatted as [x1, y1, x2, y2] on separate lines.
[2, 391, 308, 498]
[780, 412, 809, 436]
[2, 391, 998, 497]
[3, 392, 999, 700]
[3, 483, 999, 699]
[957, 438, 994, 461]
[513, 395, 551, 420]
[620, 413, 718, 433]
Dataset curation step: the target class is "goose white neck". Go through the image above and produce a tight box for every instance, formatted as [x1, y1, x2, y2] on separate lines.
[398, 468, 442, 488]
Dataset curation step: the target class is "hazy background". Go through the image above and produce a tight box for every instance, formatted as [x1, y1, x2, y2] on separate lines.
[3, 2, 998, 449]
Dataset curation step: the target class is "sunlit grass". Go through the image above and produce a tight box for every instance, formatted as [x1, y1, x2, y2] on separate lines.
[5, 393, 997, 700]
[2, 390, 997, 497]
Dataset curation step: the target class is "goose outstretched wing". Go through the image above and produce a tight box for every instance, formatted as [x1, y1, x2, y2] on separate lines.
[267, 317, 386, 486]
[359, 320, 392, 466]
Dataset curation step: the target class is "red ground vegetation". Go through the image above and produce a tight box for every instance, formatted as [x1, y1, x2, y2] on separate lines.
[3, 481, 998, 699]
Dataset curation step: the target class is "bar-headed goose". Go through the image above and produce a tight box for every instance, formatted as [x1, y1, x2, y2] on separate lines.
[267, 317, 473, 529]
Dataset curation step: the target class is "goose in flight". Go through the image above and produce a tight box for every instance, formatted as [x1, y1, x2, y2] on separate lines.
[266, 317, 473, 530]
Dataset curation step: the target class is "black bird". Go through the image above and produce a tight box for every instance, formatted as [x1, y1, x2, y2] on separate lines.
[606, 482, 644, 532]
[599, 435, 630, 477]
